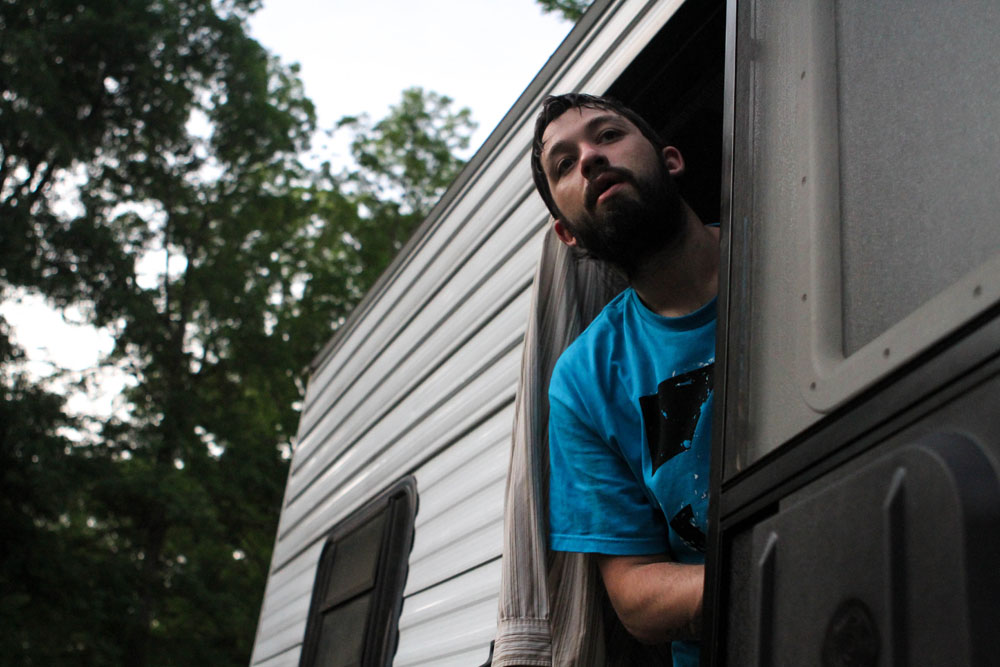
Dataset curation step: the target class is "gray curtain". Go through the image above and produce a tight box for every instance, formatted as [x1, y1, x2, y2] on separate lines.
[492, 228, 671, 666]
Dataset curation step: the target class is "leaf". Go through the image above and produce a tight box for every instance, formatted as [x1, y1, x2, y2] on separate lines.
[535, 0, 595, 22]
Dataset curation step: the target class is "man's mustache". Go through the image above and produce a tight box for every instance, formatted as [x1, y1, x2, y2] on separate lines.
[585, 167, 636, 211]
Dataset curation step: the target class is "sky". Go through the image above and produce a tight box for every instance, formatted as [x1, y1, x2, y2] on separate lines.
[1, 0, 574, 419]
[248, 0, 573, 159]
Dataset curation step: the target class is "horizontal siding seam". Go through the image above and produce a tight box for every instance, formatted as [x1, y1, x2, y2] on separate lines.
[277, 331, 526, 541]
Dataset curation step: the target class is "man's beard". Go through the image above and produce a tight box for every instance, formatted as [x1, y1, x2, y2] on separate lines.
[565, 164, 685, 279]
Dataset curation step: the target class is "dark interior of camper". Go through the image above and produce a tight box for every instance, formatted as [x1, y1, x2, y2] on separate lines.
[607, 0, 725, 227]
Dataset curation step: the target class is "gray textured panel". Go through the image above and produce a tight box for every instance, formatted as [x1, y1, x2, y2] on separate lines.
[836, 0, 1000, 355]
[734, 0, 823, 467]
[724, 526, 757, 667]
[745, 434, 1000, 665]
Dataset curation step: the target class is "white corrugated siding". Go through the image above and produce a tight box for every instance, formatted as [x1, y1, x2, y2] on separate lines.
[254, 648, 300, 667]
[249, 0, 689, 664]
[395, 560, 502, 666]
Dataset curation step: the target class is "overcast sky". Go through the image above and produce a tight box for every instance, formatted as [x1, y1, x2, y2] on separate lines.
[248, 0, 573, 158]
[2, 1, 574, 418]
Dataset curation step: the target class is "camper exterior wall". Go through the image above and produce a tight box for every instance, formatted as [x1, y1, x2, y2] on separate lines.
[249, 0, 690, 664]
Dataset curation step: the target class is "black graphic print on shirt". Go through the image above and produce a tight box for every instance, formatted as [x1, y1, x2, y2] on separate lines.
[638, 363, 714, 474]
[669, 504, 707, 553]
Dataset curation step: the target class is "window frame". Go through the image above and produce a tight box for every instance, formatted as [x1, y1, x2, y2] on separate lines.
[298, 476, 417, 667]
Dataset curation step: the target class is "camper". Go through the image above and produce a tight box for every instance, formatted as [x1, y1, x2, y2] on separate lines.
[250, 0, 1000, 665]
[704, 0, 1000, 664]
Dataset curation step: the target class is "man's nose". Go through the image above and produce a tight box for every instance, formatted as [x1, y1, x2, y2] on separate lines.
[579, 144, 608, 179]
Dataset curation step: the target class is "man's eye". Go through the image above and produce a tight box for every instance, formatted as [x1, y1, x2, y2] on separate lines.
[599, 128, 621, 141]
[556, 157, 574, 175]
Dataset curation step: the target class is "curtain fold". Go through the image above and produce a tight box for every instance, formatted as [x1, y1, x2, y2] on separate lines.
[493, 228, 672, 666]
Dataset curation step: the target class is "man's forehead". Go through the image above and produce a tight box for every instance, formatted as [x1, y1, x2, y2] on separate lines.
[541, 107, 634, 153]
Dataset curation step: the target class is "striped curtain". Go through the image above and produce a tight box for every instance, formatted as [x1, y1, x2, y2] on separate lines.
[491, 227, 672, 666]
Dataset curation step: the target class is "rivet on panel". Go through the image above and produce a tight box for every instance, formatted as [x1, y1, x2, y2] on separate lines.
[883, 348, 891, 358]
[822, 598, 879, 667]
[973, 285, 982, 297]
[801, 293, 807, 302]
[810, 381, 817, 391]
[801, 176, 807, 185]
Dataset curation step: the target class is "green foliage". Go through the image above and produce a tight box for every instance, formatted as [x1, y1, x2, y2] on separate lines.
[1, 0, 293, 287]
[336, 87, 476, 290]
[1, 1, 474, 665]
[0, 320, 102, 664]
[341, 87, 475, 218]
[535, 0, 595, 22]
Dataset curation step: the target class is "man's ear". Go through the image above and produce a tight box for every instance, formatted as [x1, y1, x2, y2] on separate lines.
[552, 219, 578, 247]
[662, 145, 685, 177]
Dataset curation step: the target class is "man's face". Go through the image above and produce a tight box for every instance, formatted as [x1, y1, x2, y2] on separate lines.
[540, 106, 685, 276]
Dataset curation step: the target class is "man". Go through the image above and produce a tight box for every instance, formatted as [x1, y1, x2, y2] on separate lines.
[531, 93, 718, 666]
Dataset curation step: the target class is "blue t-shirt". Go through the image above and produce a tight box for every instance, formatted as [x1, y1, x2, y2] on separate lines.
[548, 287, 715, 667]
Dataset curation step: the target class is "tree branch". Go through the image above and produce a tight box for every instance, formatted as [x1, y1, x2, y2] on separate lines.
[25, 161, 56, 213]
[0, 146, 13, 198]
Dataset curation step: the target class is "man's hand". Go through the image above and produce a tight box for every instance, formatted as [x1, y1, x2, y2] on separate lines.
[596, 553, 704, 644]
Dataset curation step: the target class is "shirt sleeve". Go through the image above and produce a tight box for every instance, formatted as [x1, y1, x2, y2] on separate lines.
[548, 378, 670, 556]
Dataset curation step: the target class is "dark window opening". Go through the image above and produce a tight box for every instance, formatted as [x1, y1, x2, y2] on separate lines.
[299, 477, 417, 667]
[605, 0, 726, 226]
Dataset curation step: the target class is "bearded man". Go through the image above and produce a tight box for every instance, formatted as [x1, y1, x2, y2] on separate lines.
[531, 93, 719, 667]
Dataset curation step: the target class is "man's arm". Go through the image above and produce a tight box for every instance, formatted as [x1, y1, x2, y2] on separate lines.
[597, 553, 704, 644]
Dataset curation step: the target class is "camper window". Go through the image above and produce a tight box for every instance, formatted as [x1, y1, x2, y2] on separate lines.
[298, 477, 416, 667]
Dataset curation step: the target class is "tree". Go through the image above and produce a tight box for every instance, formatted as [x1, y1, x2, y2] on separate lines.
[0, 317, 127, 665]
[535, 0, 595, 22]
[1, 0, 311, 288]
[1, 2, 475, 665]
[335, 87, 476, 291]
[2, 1, 316, 663]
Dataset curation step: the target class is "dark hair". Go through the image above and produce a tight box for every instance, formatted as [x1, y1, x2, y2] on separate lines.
[530, 93, 666, 219]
